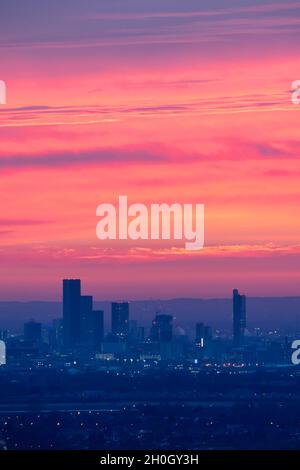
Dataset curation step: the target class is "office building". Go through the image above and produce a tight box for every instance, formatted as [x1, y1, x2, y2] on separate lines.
[80, 295, 93, 344]
[151, 314, 173, 342]
[233, 288, 246, 345]
[24, 320, 42, 344]
[91, 310, 104, 351]
[111, 302, 129, 340]
[63, 279, 81, 349]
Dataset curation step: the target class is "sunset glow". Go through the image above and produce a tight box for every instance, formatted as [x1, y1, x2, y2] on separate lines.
[1, 0, 300, 300]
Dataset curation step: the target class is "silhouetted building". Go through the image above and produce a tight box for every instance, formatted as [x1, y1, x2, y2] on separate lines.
[233, 288, 246, 345]
[195, 323, 212, 348]
[91, 310, 104, 351]
[111, 302, 129, 340]
[80, 295, 93, 344]
[128, 321, 145, 343]
[63, 279, 81, 349]
[24, 320, 42, 344]
[50, 318, 63, 351]
[151, 314, 173, 342]
[196, 323, 205, 345]
[129, 320, 138, 339]
[137, 326, 145, 342]
[204, 326, 213, 341]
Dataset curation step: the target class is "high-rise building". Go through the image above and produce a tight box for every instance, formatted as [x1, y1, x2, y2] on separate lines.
[24, 320, 42, 344]
[196, 322, 205, 344]
[111, 302, 129, 340]
[129, 320, 138, 339]
[204, 326, 213, 341]
[151, 314, 173, 342]
[80, 295, 93, 344]
[63, 279, 81, 349]
[50, 318, 63, 351]
[137, 326, 145, 342]
[128, 320, 145, 343]
[91, 310, 104, 351]
[195, 322, 213, 348]
[233, 288, 246, 345]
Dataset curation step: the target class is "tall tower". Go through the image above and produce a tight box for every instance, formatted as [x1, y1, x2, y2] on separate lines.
[24, 320, 42, 344]
[233, 288, 246, 345]
[195, 322, 212, 348]
[63, 279, 81, 349]
[151, 314, 173, 342]
[91, 310, 104, 351]
[111, 302, 129, 340]
[80, 295, 93, 344]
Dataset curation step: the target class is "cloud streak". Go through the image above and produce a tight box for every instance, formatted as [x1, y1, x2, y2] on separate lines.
[0, 147, 168, 171]
[0, 91, 292, 129]
[1, 1, 300, 51]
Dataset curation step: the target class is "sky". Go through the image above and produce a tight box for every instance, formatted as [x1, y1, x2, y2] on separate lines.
[0, 0, 300, 300]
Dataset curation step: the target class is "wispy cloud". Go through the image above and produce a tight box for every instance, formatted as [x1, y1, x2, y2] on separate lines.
[1, 1, 300, 51]
[22, 243, 300, 264]
[0, 90, 292, 129]
[0, 147, 168, 172]
[0, 218, 49, 227]
[86, 2, 300, 21]
[1, 138, 299, 173]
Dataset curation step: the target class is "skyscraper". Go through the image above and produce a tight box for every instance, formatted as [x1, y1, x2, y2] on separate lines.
[51, 318, 63, 351]
[63, 279, 81, 349]
[195, 322, 205, 346]
[111, 302, 129, 340]
[24, 320, 42, 344]
[151, 314, 173, 342]
[80, 295, 93, 344]
[233, 288, 246, 345]
[91, 310, 104, 351]
[195, 322, 212, 348]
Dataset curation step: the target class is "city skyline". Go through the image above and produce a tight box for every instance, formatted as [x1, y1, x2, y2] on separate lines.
[2, 280, 300, 334]
[3, 280, 248, 342]
[1, 278, 296, 371]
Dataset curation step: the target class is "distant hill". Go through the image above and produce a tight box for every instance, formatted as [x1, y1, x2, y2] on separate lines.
[0, 297, 300, 335]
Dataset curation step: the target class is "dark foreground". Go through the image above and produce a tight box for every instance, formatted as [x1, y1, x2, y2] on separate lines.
[0, 365, 300, 450]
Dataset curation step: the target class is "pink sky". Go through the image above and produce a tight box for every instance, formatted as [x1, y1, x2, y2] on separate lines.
[0, 0, 300, 300]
